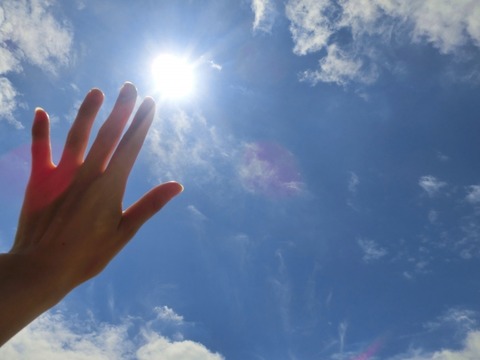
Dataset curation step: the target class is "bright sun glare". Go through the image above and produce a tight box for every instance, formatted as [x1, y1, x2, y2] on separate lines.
[151, 54, 194, 99]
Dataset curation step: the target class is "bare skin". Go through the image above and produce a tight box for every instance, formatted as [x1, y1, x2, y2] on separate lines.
[0, 83, 183, 346]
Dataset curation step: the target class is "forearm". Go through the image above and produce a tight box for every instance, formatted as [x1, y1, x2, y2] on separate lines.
[0, 253, 68, 346]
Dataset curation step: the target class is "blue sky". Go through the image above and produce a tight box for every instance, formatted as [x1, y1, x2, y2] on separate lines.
[1, 0, 480, 359]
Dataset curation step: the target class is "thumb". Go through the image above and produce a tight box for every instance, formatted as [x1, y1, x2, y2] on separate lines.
[119, 182, 183, 239]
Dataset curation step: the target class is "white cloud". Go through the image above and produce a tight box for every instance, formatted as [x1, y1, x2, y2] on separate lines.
[209, 60, 222, 71]
[285, 0, 336, 55]
[251, 0, 276, 33]
[419, 175, 446, 197]
[137, 333, 223, 360]
[0, 0, 73, 125]
[284, 0, 480, 86]
[154, 306, 184, 324]
[0, 45, 20, 74]
[301, 44, 377, 85]
[428, 331, 480, 359]
[0, 312, 133, 359]
[0, 309, 223, 360]
[357, 238, 387, 262]
[410, 0, 480, 54]
[466, 185, 480, 204]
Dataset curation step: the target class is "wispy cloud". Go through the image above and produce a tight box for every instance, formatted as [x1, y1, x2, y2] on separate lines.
[0, 77, 21, 128]
[284, 0, 480, 86]
[0, 309, 223, 360]
[357, 238, 387, 262]
[154, 306, 184, 324]
[251, 0, 276, 33]
[300, 43, 377, 86]
[270, 249, 292, 332]
[0, 0, 73, 126]
[285, 0, 336, 56]
[338, 321, 348, 355]
[187, 204, 208, 222]
[424, 308, 478, 334]
[418, 175, 446, 197]
[148, 113, 304, 200]
[237, 141, 304, 198]
[147, 110, 229, 183]
[348, 171, 360, 194]
[466, 185, 480, 204]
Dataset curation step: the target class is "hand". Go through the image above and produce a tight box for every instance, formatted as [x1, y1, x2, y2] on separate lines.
[0, 83, 183, 345]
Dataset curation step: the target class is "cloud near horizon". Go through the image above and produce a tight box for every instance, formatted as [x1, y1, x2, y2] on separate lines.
[0, 309, 223, 360]
[386, 331, 480, 359]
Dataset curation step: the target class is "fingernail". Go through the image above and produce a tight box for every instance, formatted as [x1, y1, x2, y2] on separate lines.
[171, 182, 184, 198]
[167, 181, 184, 195]
[118, 82, 137, 102]
[177, 183, 184, 193]
[88, 88, 105, 103]
[34, 107, 48, 119]
[138, 97, 155, 119]
[143, 97, 155, 110]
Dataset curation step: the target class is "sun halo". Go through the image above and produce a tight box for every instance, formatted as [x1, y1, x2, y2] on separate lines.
[151, 53, 194, 100]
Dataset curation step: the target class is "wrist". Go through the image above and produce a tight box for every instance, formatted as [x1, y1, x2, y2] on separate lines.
[0, 253, 70, 314]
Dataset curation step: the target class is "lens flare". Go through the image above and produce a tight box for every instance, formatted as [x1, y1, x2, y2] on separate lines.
[238, 142, 303, 198]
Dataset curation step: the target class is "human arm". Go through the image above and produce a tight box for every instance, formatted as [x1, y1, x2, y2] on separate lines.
[0, 83, 183, 346]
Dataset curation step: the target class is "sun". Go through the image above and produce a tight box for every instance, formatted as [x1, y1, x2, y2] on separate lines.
[151, 54, 194, 99]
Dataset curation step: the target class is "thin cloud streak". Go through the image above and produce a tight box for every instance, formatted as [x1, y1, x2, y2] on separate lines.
[357, 238, 387, 263]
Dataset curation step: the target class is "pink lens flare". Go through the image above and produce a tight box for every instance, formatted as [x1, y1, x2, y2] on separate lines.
[351, 338, 383, 360]
[238, 141, 303, 198]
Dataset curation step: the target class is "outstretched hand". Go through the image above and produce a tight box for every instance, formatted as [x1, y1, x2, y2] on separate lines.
[0, 83, 183, 346]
